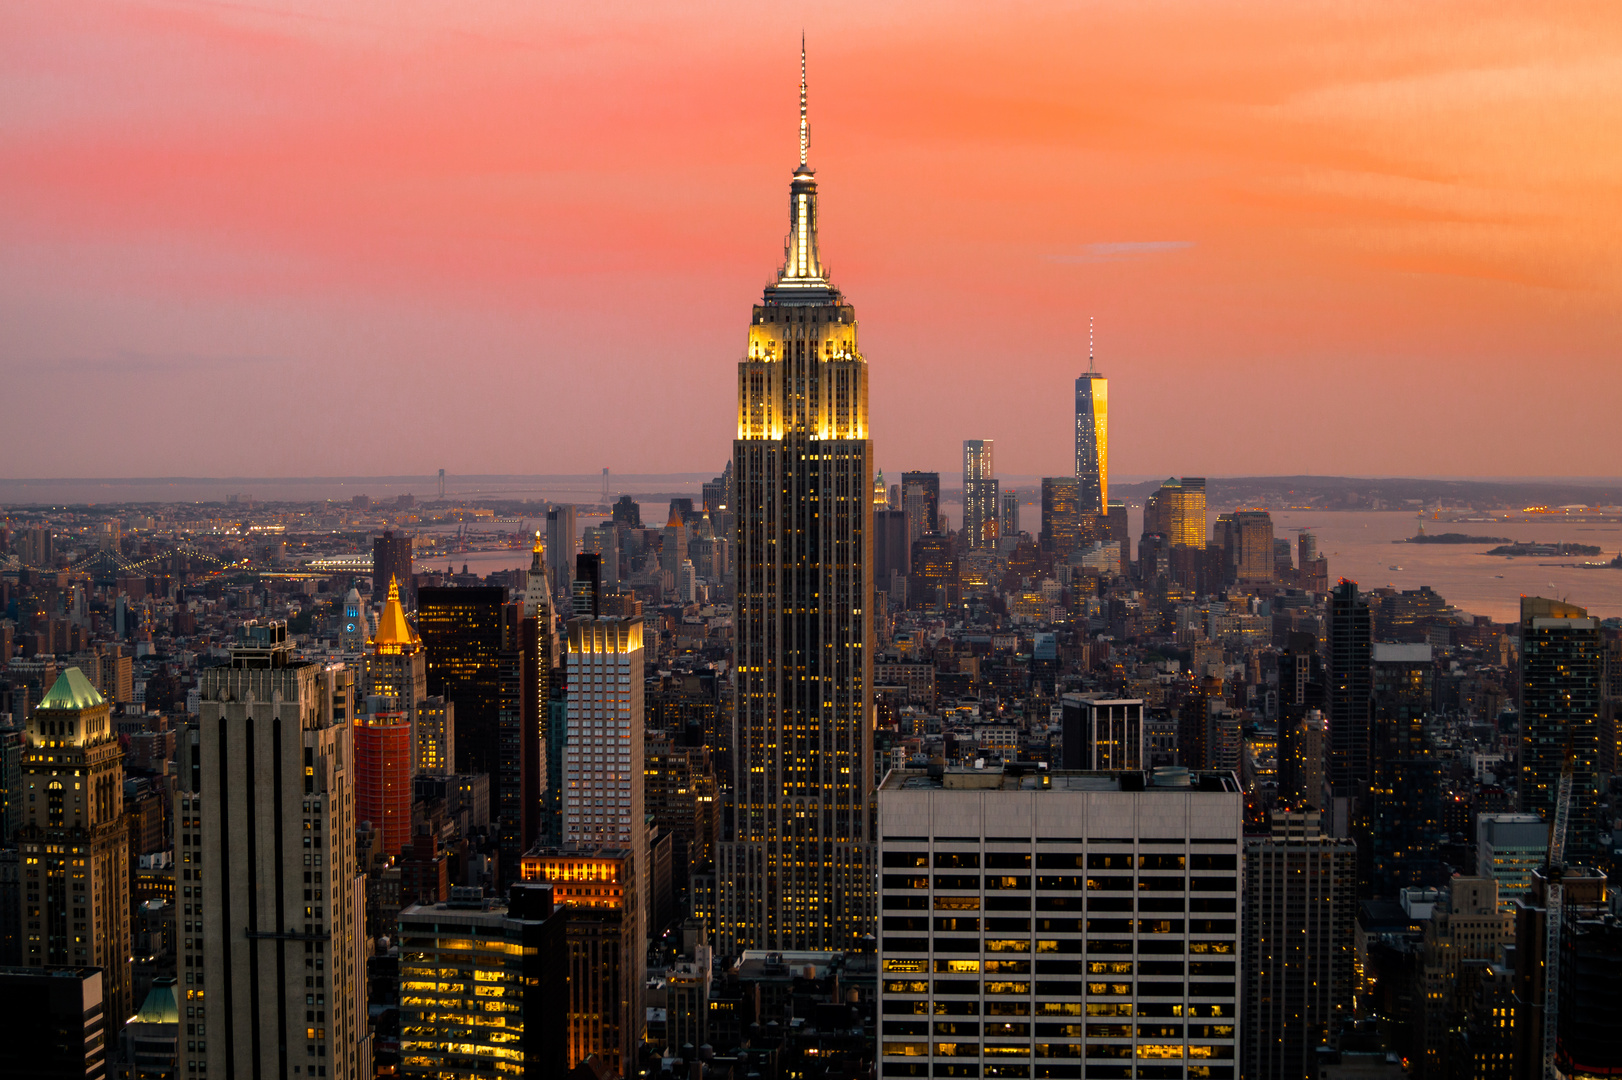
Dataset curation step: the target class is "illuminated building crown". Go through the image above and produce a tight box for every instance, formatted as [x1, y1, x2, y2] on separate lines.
[766, 37, 838, 305]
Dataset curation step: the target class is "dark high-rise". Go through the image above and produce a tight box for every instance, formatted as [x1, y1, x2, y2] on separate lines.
[1367, 643, 1441, 897]
[1040, 475, 1081, 557]
[1326, 580, 1371, 832]
[873, 507, 909, 587]
[717, 46, 874, 954]
[418, 587, 507, 780]
[1243, 812, 1357, 1080]
[373, 529, 414, 605]
[1518, 596, 1602, 860]
[611, 494, 642, 528]
[899, 471, 940, 534]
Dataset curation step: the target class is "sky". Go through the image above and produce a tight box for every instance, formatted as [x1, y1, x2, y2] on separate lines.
[3, 0, 1620, 481]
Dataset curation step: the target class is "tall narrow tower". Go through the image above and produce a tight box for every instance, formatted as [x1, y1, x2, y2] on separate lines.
[962, 439, 999, 549]
[19, 668, 131, 1024]
[1075, 319, 1109, 515]
[717, 41, 875, 954]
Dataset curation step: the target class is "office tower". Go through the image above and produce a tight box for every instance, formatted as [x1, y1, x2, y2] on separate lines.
[875, 765, 1243, 1079]
[1000, 489, 1020, 541]
[1143, 477, 1207, 549]
[180, 621, 369, 1079]
[1297, 532, 1328, 591]
[496, 600, 530, 880]
[361, 576, 427, 768]
[611, 494, 642, 529]
[519, 539, 555, 867]
[582, 524, 620, 586]
[644, 733, 719, 902]
[545, 505, 577, 589]
[1273, 537, 1295, 579]
[572, 553, 602, 617]
[901, 471, 940, 535]
[354, 709, 412, 858]
[396, 883, 569, 1079]
[417, 586, 506, 779]
[541, 694, 566, 848]
[1215, 509, 1274, 585]
[1105, 499, 1129, 575]
[874, 508, 910, 589]
[1075, 362, 1108, 515]
[962, 439, 999, 549]
[1518, 597, 1601, 860]
[1476, 814, 1548, 911]
[874, 469, 890, 506]
[372, 530, 414, 606]
[703, 473, 728, 515]
[564, 615, 645, 874]
[1368, 643, 1440, 897]
[720, 47, 875, 956]
[415, 697, 454, 776]
[0, 965, 107, 1077]
[1040, 476, 1082, 558]
[660, 508, 687, 581]
[1415, 878, 1509, 1077]
[521, 849, 642, 1075]
[1538, 897, 1622, 1079]
[1281, 711, 1326, 812]
[1059, 696, 1145, 770]
[18, 668, 131, 1024]
[910, 533, 960, 610]
[1325, 580, 1371, 833]
[1242, 811, 1357, 1080]
[903, 484, 930, 549]
[338, 585, 367, 652]
[1511, 865, 1610, 1076]
[0, 723, 23, 842]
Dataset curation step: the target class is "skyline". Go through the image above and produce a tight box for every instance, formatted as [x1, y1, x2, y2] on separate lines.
[5, 1, 1621, 480]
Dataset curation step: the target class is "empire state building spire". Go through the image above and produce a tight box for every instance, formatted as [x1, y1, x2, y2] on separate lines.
[799, 32, 809, 167]
[774, 37, 827, 296]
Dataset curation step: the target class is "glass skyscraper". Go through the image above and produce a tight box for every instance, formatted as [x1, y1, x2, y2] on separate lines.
[1075, 369, 1108, 515]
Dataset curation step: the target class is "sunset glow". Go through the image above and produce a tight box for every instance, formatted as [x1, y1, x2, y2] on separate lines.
[3, 1, 1618, 477]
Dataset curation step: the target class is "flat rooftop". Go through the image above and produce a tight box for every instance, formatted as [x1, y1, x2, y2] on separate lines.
[879, 767, 1240, 794]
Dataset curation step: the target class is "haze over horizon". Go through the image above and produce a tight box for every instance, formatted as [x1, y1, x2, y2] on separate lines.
[4, 1, 1619, 479]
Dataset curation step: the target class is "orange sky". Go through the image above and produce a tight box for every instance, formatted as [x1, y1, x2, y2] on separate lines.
[3, 1, 1619, 480]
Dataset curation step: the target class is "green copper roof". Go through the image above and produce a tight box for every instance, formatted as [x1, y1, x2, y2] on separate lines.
[132, 977, 179, 1025]
[39, 667, 105, 711]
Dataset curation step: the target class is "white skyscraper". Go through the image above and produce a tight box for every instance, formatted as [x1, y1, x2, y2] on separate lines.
[564, 616, 645, 852]
[877, 765, 1242, 1078]
[181, 621, 371, 1079]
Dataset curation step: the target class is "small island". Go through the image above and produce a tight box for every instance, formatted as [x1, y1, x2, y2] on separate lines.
[1396, 532, 1510, 544]
[1486, 542, 1603, 557]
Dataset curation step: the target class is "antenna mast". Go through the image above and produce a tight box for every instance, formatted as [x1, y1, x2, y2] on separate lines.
[799, 33, 809, 166]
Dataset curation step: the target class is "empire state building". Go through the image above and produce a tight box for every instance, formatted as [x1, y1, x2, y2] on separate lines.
[716, 46, 875, 954]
